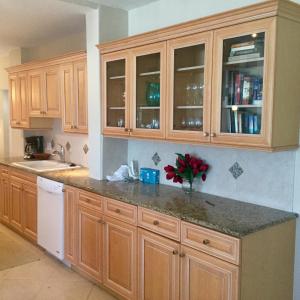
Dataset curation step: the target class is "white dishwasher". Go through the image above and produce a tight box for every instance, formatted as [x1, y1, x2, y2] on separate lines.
[37, 176, 64, 260]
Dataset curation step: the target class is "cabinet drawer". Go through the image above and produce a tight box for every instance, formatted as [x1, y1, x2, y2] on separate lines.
[138, 207, 180, 241]
[78, 190, 103, 212]
[104, 198, 137, 225]
[10, 168, 36, 183]
[181, 221, 240, 265]
[1, 166, 9, 177]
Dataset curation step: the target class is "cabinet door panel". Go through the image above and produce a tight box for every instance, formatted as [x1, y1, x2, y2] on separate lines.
[74, 61, 88, 133]
[103, 217, 137, 300]
[64, 187, 78, 264]
[102, 51, 130, 137]
[22, 182, 37, 241]
[9, 74, 20, 127]
[45, 67, 61, 117]
[131, 42, 166, 139]
[181, 245, 239, 300]
[61, 64, 74, 131]
[28, 70, 43, 117]
[9, 178, 23, 233]
[167, 32, 213, 142]
[78, 205, 103, 282]
[211, 18, 276, 148]
[19, 73, 29, 127]
[0, 175, 10, 225]
[138, 228, 180, 300]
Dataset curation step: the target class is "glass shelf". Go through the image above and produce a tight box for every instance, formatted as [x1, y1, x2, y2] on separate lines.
[137, 106, 160, 110]
[224, 57, 264, 66]
[109, 75, 125, 80]
[139, 71, 160, 76]
[175, 105, 203, 109]
[108, 106, 125, 110]
[176, 65, 204, 72]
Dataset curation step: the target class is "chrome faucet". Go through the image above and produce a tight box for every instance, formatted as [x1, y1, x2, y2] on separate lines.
[52, 143, 65, 162]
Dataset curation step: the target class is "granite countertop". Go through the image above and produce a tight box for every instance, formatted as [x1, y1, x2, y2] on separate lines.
[0, 157, 297, 238]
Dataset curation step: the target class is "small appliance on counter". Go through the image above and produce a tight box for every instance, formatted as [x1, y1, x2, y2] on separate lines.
[24, 136, 45, 159]
[139, 168, 160, 184]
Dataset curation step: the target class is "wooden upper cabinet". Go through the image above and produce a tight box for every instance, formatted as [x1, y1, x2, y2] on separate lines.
[180, 245, 239, 300]
[9, 73, 29, 128]
[28, 69, 44, 117]
[211, 18, 276, 148]
[102, 51, 130, 137]
[131, 42, 166, 139]
[167, 32, 213, 143]
[73, 60, 88, 133]
[44, 67, 61, 118]
[138, 228, 180, 300]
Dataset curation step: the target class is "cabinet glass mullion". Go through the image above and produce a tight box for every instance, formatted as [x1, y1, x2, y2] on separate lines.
[106, 59, 126, 128]
[220, 32, 265, 135]
[172, 44, 205, 132]
[135, 53, 161, 130]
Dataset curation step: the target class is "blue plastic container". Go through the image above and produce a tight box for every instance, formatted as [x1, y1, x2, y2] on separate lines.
[139, 168, 160, 184]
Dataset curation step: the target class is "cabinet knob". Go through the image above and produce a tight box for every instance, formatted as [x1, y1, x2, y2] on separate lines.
[153, 220, 159, 226]
[179, 253, 186, 258]
[128, 128, 133, 133]
[124, 128, 129, 132]
[115, 208, 121, 214]
[71, 125, 74, 129]
[203, 132, 209, 137]
[172, 250, 178, 255]
[203, 239, 210, 245]
[98, 220, 105, 224]
[62, 189, 66, 192]
[40, 111, 43, 114]
[210, 133, 216, 137]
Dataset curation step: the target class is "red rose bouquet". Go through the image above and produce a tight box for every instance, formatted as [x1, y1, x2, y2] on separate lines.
[164, 153, 209, 192]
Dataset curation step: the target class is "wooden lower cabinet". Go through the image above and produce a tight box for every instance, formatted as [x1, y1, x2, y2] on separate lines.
[103, 216, 137, 300]
[138, 228, 180, 300]
[22, 182, 37, 241]
[180, 245, 239, 300]
[0, 170, 10, 225]
[78, 204, 103, 283]
[9, 177, 23, 233]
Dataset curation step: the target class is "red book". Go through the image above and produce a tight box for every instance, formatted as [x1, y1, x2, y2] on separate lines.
[234, 73, 243, 104]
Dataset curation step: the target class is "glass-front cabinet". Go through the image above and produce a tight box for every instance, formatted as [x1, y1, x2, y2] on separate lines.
[167, 33, 213, 142]
[211, 19, 275, 147]
[131, 42, 166, 139]
[102, 51, 130, 136]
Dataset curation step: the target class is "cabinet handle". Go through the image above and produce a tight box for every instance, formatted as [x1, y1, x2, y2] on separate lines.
[179, 253, 186, 258]
[203, 239, 210, 245]
[115, 208, 121, 214]
[210, 133, 216, 137]
[40, 111, 43, 114]
[203, 132, 209, 137]
[16, 122, 21, 125]
[172, 250, 178, 255]
[98, 219, 104, 224]
[153, 220, 159, 226]
[74, 125, 78, 129]
[62, 189, 65, 192]
[128, 128, 133, 133]
[124, 128, 129, 132]
[71, 125, 74, 129]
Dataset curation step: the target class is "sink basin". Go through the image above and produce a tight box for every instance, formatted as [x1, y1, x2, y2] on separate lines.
[12, 160, 80, 172]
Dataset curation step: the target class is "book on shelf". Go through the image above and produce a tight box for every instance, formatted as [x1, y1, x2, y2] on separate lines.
[226, 111, 261, 134]
[228, 52, 261, 62]
[230, 41, 256, 53]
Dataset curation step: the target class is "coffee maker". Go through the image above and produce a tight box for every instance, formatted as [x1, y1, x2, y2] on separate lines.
[24, 136, 44, 159]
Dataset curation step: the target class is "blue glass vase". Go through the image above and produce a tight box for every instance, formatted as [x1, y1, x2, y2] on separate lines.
[146, 82, 160, 106]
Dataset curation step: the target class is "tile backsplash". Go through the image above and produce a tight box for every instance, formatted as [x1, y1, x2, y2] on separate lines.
[128, 139, 296, 211]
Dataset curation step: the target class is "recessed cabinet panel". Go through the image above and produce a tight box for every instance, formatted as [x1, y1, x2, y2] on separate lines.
[19, 73, 29, 126]
[28, 70, 43, 116]
[211, 18, 276, 147]
[102, 52, 130, 136]
[167, 32, 213, 142]
[9, 178, 23, 233]
[9, 75, 19, 126]
[131, 43, 166, 139]
[0, 172, 10, 225]
[45, 68, 61, 117]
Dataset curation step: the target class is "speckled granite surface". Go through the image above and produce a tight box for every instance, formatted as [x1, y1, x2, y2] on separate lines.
[0, 158, 297, 238]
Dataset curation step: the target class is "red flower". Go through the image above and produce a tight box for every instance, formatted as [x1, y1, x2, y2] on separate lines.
[201, 173, 207, 181]
[164, 165, 175, 172]
[166, 172, 176, 180]
[200, 164, 209, 172]
[173, 175, 183, 184]
[197, 159, 203, 167]
[193, 169, 199, 176]
[185, 154, 191, 162]
[178, 166, 185, 173]
[177, 158, 186, 167]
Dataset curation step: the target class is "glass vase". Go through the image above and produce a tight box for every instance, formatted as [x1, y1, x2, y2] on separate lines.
[182, 180, 194, 194]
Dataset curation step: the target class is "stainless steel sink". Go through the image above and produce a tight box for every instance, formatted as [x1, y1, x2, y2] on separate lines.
[12, 160, 80, 172]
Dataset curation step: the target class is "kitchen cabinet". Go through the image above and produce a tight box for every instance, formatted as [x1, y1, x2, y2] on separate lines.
[102, 43, 166, 139]
[103, 216, 137, 300]
[64, 187, 78, 264]
[61, 60, 88, 134]
[99, 1, 300, 151]
[9, 176, 23, 233]
[138, 228, 180, 300]
[78, 203, 103, 283]
[0, 167, 10, 225]
[28, 67, 61, 118]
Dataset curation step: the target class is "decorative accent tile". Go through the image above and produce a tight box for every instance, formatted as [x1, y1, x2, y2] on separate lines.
[83, 144, 89, 154]
[229, 162, 244, 179]
[65, 142, 71, 151]
[152, 152, 161, 166]
[51, 139, 55, 149]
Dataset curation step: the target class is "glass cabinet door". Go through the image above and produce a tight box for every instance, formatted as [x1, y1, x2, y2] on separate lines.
[102, 52, 129, 136]
[167, 33, 213, 142]
[212, 19, 275, 146]
[131, 42, 166, 139]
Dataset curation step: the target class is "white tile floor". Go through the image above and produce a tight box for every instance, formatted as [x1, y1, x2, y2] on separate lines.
[0, 224, 117, 300]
